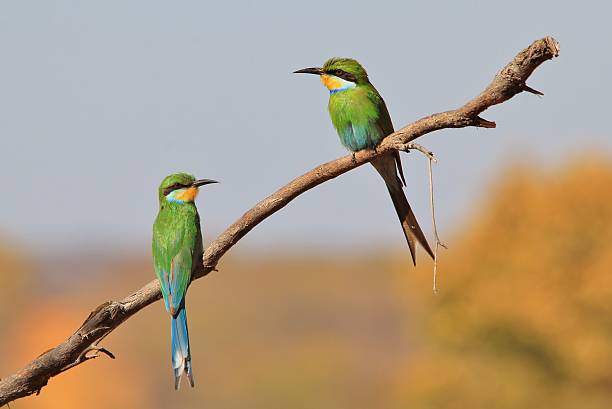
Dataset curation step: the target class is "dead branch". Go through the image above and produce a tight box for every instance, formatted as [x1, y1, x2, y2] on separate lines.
[426, 154, 448, 293]
[0, 36, 559, 406]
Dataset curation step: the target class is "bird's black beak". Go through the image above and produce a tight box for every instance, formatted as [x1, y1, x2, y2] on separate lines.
[293, 67, 324, 75]
[192, 179, 219, 187]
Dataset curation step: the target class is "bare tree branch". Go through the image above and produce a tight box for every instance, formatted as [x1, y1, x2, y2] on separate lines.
[0, 36, 559, 406]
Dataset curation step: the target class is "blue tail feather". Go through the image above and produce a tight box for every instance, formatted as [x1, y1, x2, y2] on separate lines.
[171, 305, 194, 389]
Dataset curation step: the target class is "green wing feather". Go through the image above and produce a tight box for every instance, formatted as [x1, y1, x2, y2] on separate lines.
[152, 206, 202, 314]
[366, 85, 406, 185]
[366, 85, 394, 136]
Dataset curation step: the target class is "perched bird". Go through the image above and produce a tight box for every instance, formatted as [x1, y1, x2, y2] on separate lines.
[294, 58, 434, 265]
[152, 173, 218, 389]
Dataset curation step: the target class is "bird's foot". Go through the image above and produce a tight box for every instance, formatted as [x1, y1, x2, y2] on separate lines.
[351, 152, 357, 165]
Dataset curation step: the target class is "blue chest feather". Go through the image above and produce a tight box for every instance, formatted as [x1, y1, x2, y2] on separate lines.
[338, 123, 383, 152]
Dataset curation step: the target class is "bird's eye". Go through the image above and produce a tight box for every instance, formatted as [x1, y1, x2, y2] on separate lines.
[334, 69, 343, 76]
[164, 183, 185, 196]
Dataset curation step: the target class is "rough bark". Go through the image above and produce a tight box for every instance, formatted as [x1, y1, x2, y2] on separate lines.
[0, 36, 559, 406]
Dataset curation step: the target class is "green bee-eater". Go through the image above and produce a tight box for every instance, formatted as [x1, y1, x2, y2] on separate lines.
[295, 58, 434, 264]
[152, 173, 218, 389]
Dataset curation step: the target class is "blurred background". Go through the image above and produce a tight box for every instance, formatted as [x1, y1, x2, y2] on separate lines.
[1, 1, 612, 408]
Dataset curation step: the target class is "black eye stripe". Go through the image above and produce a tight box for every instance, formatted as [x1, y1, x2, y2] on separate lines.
[326, 69, 357, 83]
[163, 183, 190, 196]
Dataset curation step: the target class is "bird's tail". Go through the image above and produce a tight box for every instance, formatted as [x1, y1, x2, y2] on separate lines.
[171, 305, 194, 390]
[371, 154, 434, 265]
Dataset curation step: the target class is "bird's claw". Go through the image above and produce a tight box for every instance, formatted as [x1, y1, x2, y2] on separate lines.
[351, 153, 357, 165]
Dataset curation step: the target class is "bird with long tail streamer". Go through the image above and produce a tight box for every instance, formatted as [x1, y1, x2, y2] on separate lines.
[294, 58, 434, 264]
[152, 173, 218, 389]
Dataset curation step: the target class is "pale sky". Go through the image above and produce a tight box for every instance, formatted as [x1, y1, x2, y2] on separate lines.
[1, 1, 610, 254]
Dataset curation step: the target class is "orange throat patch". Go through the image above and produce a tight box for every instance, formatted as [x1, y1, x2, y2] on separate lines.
[320, 74, 356, 93]
[174, 186, 199, 202]
[320, 74, 343, 90]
